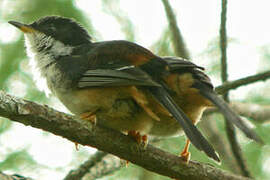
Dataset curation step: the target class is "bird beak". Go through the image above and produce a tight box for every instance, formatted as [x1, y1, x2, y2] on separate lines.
[8, 21, 36, 33]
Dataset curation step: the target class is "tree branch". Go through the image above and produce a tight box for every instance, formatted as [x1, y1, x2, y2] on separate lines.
[161, 0, 190, 59]
[0, 171, 33, 180]
[231, 102, 270, 123]
[219, 0, 251, 177]
[0, 91, 252, 180]
[220, 0, 228, 86]
[83, 154, 122, 180]
[215, 70, 270, 94]
[64, 151, 107, 180]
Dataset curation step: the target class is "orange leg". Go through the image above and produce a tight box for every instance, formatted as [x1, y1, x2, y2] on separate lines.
[180, 139, 191, 163]
[75, 111, 97, 150]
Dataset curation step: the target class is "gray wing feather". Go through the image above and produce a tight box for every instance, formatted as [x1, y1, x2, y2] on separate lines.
[78, 67, 160, 88]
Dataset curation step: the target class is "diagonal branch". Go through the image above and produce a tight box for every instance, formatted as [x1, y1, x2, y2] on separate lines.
[64, 151, 108, 180]
[215, 70, 270, 94]
[0, 91, 252, 180]
[161, 0, 190, 59]
[83, 154, 122, 180]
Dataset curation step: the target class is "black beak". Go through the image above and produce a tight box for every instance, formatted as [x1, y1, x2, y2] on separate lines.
[8, 21, 35, 33]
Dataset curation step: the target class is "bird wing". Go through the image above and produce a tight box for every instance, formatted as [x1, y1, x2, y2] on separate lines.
[164, 56, 263, 144]
[78, 66, 160, 88]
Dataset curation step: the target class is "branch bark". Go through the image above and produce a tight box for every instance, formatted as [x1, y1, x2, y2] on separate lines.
[0, 91, 252, 180]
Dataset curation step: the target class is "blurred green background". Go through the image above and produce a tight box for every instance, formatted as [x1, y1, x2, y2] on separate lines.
[0, 0, 270, 179]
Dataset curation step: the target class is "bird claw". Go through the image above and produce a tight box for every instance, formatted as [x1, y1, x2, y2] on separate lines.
[128, 131, 148, 148]
[80, 112, 97, 125]
[180, 151, 190, 163]
[180, 139, 191, 164]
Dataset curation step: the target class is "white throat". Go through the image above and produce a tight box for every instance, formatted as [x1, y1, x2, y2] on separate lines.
[24, 32, 73, 95]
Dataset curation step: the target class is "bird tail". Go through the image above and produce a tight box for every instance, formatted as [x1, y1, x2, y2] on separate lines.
[197, 84, 264, 144]
[150, 87, 220, 162]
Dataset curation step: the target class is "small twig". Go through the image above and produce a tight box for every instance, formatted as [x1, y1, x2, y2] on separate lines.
[83, 155, 123, 180]
[161, 0, 190, 59]
[0, 91, 252, 180]
[0, 171, 33, 180]
[215, 70, 270, 94]
[64, 151, 107, 180]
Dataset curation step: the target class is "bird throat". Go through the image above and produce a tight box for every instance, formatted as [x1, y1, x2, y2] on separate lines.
[24, 32, 74, 95]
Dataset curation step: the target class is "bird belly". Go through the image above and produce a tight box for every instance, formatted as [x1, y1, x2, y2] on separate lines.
[55, 87, 154, 134]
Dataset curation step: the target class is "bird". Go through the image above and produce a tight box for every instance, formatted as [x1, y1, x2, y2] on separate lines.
[8, 16, 263, 163]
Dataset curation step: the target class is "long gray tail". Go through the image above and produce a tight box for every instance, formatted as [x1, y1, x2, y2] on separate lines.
[150, 87, 220, 162]
[198, 85, 264, 144]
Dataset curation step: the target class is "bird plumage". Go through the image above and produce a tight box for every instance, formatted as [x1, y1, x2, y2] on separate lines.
[9, 16, 263, 163]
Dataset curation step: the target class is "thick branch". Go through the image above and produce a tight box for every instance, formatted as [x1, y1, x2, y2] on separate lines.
[161, 0, 190, 59]
[215, 70, 270, 94]
[0, 91, 251, 180]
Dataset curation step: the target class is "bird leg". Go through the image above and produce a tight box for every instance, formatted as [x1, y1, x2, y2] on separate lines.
[128, 130, 148, 148]
[180, 139, 191, 163]
[80, 111, 97, 125]
[75, 111, 97, 150]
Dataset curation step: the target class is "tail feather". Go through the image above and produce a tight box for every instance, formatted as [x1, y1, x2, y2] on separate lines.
[150, 87, 220, 162]
[198, 85, 264, 144]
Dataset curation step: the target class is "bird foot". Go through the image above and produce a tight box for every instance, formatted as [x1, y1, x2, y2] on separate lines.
[80, 112, 97, 125]
[180, 139, 191, 163]
[180, 151, 190, 163]
[128, 131, 148, 148]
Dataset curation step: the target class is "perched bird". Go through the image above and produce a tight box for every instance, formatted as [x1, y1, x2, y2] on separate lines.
[9, 16, 263, 163]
